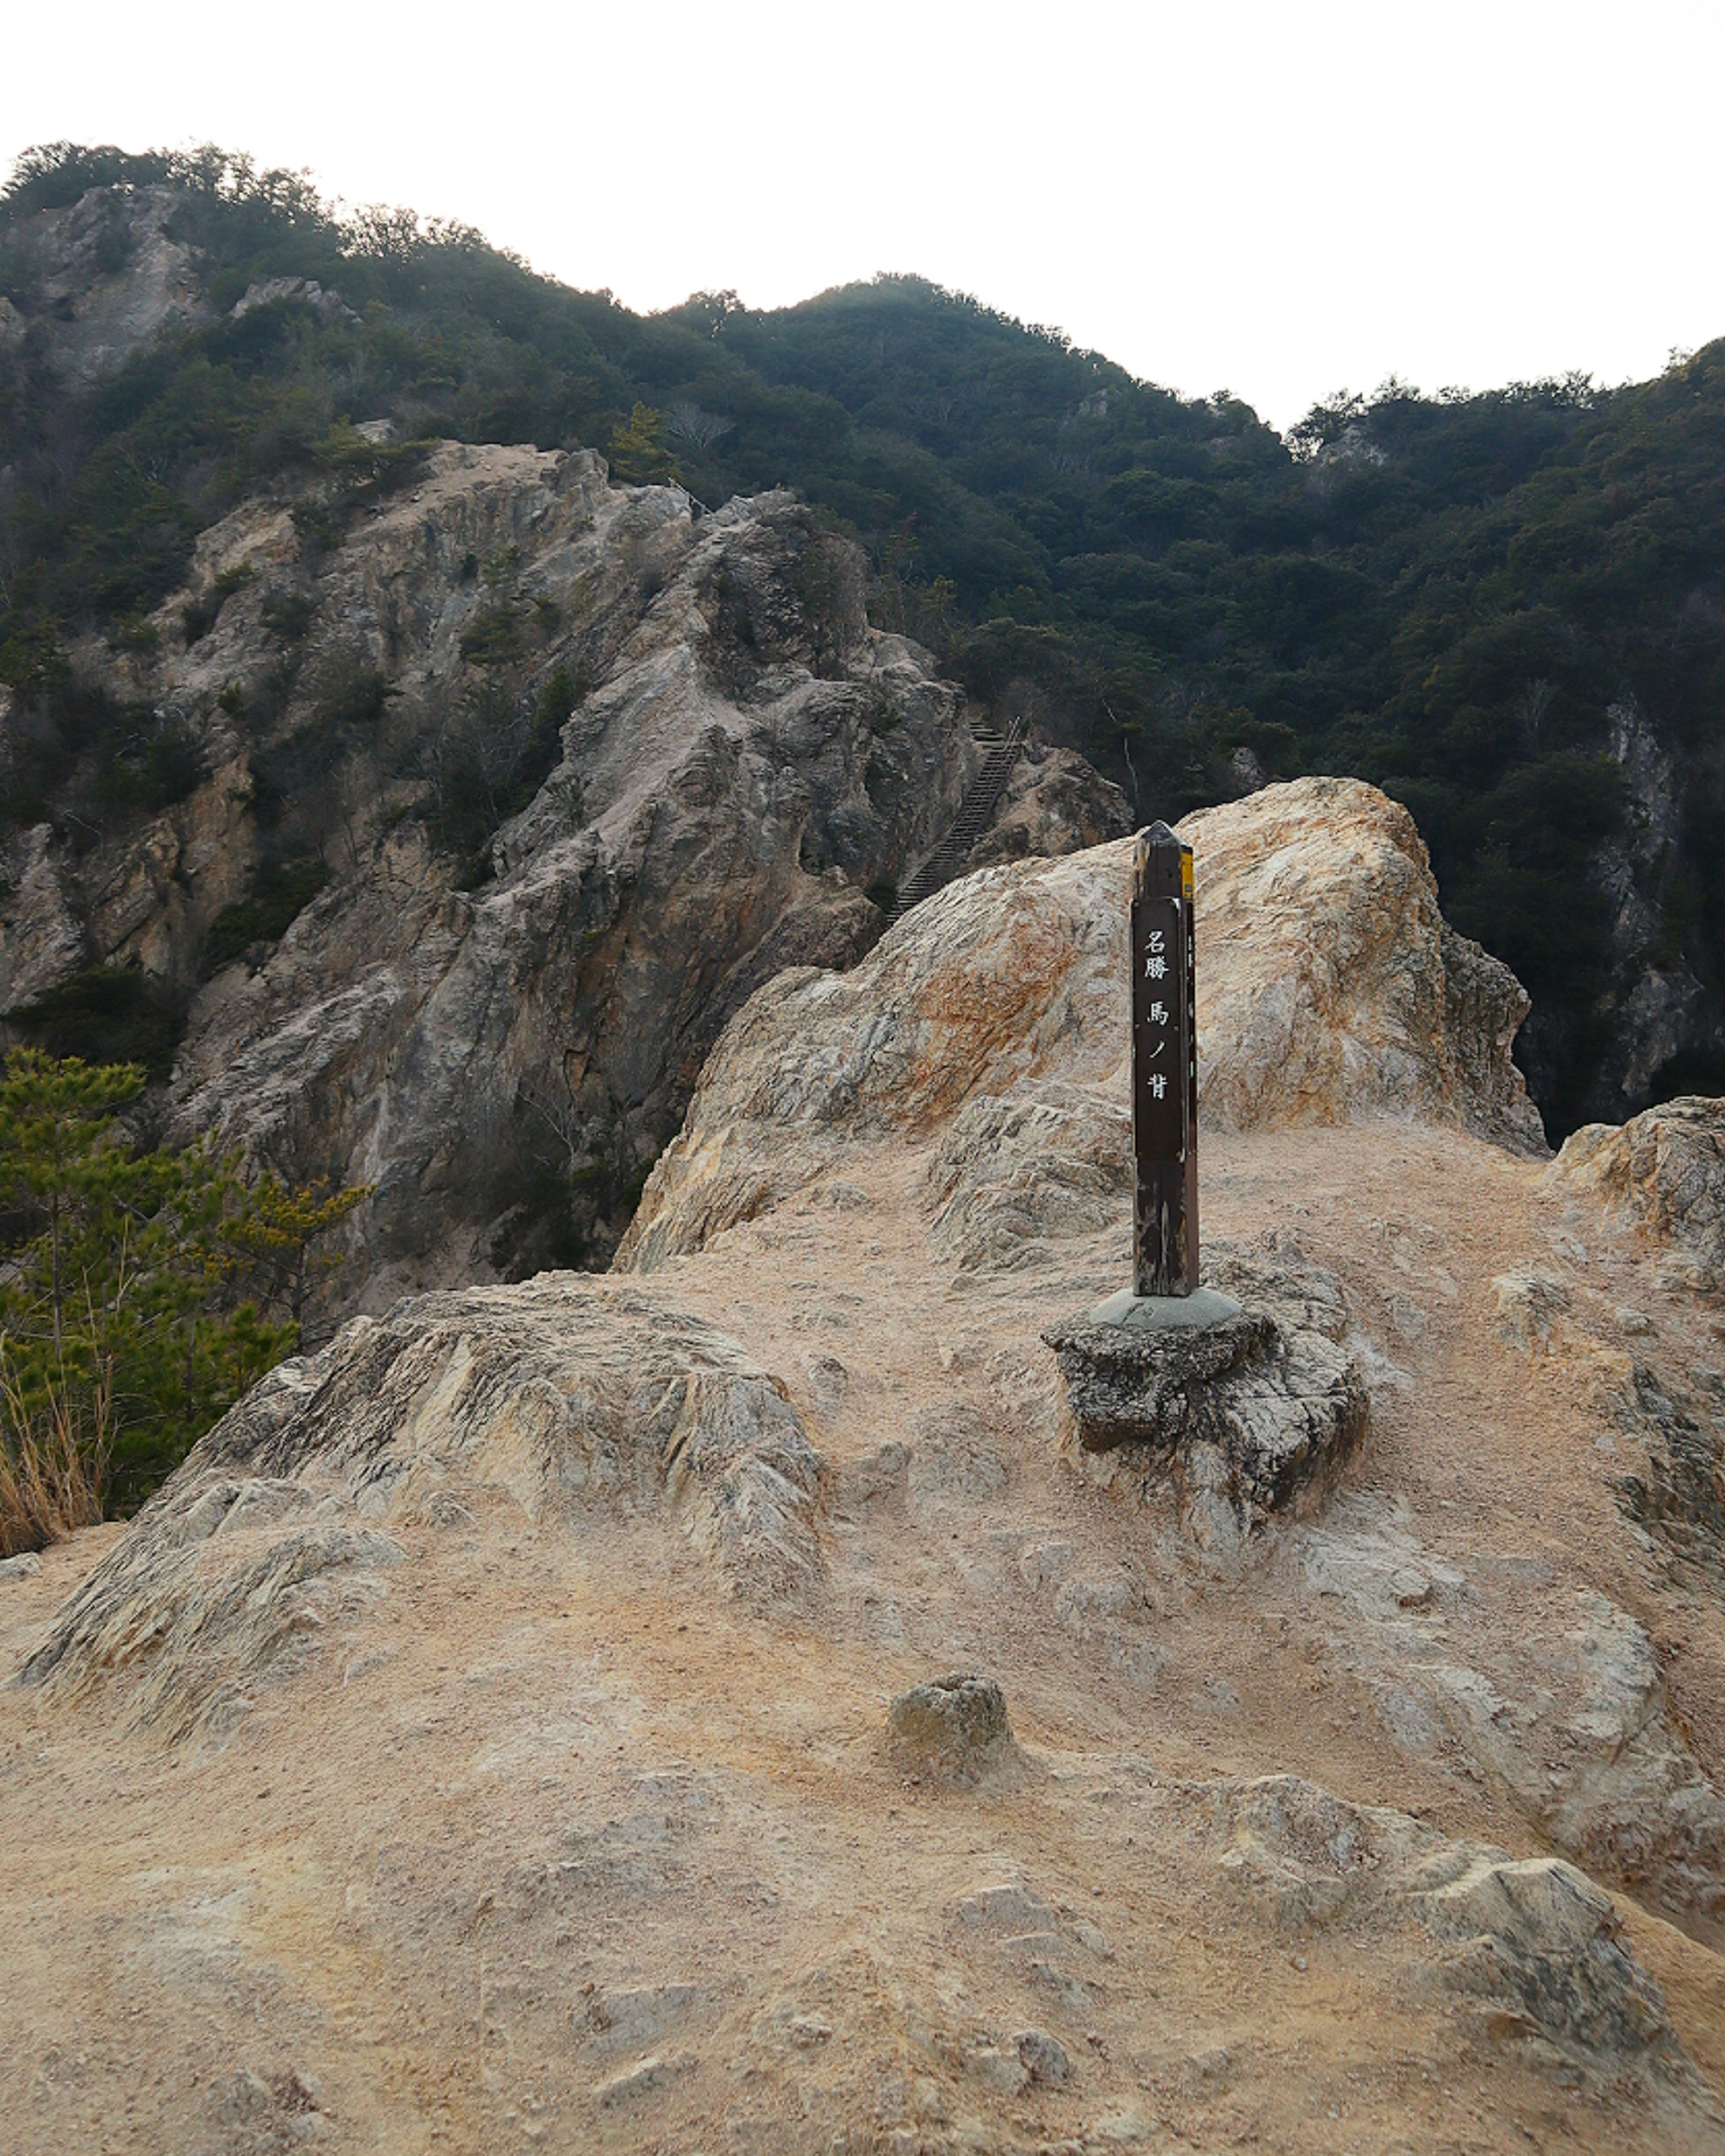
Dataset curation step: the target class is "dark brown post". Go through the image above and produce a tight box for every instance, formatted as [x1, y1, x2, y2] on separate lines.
[1131, 822, 1198, 1296]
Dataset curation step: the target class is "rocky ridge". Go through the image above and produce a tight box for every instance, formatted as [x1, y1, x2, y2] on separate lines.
[4, 781, 1725, 2153]
[619, 775, 1545, 1275]
[0, 444, 1126, 1297]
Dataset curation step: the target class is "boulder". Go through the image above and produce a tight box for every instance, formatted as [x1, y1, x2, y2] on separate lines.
[885, 1671, 1018, 1785]
[965, 742, 1132, 869]
[1548, 1097, 1725, 1288]
[1044, 1248, 1367, 1551]
[1188, 780, 1544, 1153]
[1492, 1268, 1574, 1351]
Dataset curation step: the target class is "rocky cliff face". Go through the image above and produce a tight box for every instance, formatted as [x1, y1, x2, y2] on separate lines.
[0, 182, 209, 388]
[1533, 697, 1725, 1124]
[0, 447, 1118, 1300]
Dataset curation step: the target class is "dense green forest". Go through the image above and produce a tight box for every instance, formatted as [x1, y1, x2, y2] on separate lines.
[3, 142, 1724, 1135]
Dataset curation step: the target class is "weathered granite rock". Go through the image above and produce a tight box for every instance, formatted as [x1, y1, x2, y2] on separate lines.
[1190, 781, 1545, 1154]
[925, 1083, 1132, 1273]
[0, 184, 210, 388]
[1183, 1773, 1704, 2099]
[0, 825, 88, 1009]
[965, 743, 1132, 869]
[1608, 1360, 1725, 1585]
[1492, 1267, 1574, 1350]
[1043, 1251, 1367, 1550]
[1293, 1496, 1725, 1925]
[6, 443, 1056, 1301]
[1548, 1096, 1725, 1288]
[621, 776, 1545, 1272]
[21, 1275, 824, 1741]
[885, 1671, 1017, 1785]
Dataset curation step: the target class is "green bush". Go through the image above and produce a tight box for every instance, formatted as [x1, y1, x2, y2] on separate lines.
[201, 858, 329, 974]
[459, 606, 525, 667]
[0, 1047, 365, 1528]
[261, 587, 316, 641]
[9, 966, 186, 1080]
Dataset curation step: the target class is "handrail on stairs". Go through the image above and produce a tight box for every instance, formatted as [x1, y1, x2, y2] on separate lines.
[886, 718, 1026, 925]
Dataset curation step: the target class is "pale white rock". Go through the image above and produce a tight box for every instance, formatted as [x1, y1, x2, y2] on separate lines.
[0, 826, 90, 1010]
[1491, 1268, 1573, 1351]
[621, 776, 1544, 1272]
[8, 185, 210, 387]
[21, 1275, 826, 1740]
[1548, 1096, 1725, 1287]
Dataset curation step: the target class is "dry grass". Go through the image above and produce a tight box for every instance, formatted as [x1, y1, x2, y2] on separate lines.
[0, 1357, 108, 1558]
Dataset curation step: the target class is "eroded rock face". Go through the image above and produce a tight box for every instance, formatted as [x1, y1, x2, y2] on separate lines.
[0, 185, 210, 388]
[622, 776, 1544, 1272]
[1292, 1495, 1725, 1926]
[1549, 1096, 1725, 1289]
[1187, 781, 1543, 1152]
[1609, 1360, 1725, 1586]
[1180, 1772, 1702, 2098]
[965, 744, 1131, 870]
[2, 449, 1026, 1295]
[21, 1277, 825, 1743]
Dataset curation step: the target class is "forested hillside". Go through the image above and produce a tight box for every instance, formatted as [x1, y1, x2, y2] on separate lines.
[3, 141, 1723, 1135]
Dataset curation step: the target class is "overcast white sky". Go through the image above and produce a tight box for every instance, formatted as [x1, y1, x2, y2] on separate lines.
[4, 0, 1720, 430]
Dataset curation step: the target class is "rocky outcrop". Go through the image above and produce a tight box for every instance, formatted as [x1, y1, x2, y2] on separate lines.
[21, 1276, 826, 1743]
[1187, 1774, 1701, 2099]
[964, 742, 1131, 870]
[3, 447, 1073, 1296]
[621, 776, 1546, 1272]
[0, 184, 209, 387]
[0, 823, 88, 1009]
[1293, 1494, 1725, 1927]
[1609, 1359, 1725, 1587]
[1186, 779, 1543, 1151]
[1549, 1096, 1725, 1289]
[1568, 699, 1725, 1122]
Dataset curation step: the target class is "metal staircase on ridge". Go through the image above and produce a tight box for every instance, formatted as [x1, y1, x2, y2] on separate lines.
[886, 718, 1026, 925]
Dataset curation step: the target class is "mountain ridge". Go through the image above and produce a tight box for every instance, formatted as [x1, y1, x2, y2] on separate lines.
[4, 144, 1725, 1135]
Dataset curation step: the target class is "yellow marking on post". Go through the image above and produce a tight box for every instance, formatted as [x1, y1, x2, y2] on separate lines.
[1181, 852, 1194, 899]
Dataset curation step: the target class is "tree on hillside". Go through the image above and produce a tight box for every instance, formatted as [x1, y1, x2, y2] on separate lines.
[0, 1049, 365, 1549]
[607, 403, 676, 484]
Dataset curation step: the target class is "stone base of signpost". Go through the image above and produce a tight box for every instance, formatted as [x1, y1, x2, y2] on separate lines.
[1042, 1268, 1367, 1557]
[1087, 1286, 1244, 1333]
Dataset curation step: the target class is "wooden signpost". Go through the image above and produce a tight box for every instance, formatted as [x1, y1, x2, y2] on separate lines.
[1131, 822, 1199, 1297]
